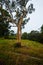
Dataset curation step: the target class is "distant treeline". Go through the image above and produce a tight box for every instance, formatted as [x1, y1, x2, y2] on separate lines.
[7, 29, 43, 43]
[22, 25, 43, 43]
[22, 31, 43, 43]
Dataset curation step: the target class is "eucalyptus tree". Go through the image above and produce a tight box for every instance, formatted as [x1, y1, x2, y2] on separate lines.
[0, 0, 35, 46]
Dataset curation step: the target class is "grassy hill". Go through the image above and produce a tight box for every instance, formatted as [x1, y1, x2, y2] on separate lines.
[0, 39, 43, 65]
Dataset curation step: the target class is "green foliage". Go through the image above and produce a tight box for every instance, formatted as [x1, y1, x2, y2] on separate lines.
[0, 21, 9, 37]
[22, 28, 43, 43]
[0, 0, 35, 28]
[38, 33, 43, 43]
[41, 25, 43, 33]
[0, 0, 2, 2]
[22, 32, 28, 39]
[0, 7, 11, 38]
[28, 30, 40, 41]
[12, 1, 15, 7]
[0, 7, 10, 17]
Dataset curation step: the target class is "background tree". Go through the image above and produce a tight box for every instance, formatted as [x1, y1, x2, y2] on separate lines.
[22, 32, 28, 39]
[0, 0, 35, 46]
[27, 30, 40, 41]
[39, 25, 43, 43]
[0, 7, 11, 38]
[41, 25, 43, 33]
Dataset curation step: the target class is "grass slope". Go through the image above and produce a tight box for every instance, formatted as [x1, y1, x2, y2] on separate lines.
[0, 39, 43, 65]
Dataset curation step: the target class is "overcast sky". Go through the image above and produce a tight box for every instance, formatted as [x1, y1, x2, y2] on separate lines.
[11, 0, 43, 33]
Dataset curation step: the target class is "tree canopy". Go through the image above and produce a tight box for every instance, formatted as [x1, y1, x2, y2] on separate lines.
[0, 0, 35, 28]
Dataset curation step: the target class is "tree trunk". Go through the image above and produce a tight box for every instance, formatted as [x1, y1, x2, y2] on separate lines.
[17, 24, 21, 43]
[16, 16, 23, 46]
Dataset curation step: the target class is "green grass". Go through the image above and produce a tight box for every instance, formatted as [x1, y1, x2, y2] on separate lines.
[0, 39, 43, 65]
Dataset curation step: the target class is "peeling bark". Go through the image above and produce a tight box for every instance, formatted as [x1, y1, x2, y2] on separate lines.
[17, 24, 21, 43]
[17, 16, 23, 45]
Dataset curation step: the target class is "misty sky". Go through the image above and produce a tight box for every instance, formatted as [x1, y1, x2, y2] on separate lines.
[11, 0, 43, 33]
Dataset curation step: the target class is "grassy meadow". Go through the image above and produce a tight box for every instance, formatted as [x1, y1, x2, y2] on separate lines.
[0, 39, 43, 65]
